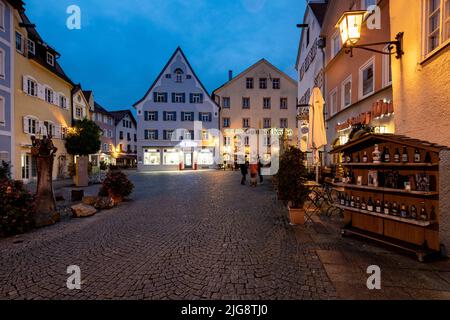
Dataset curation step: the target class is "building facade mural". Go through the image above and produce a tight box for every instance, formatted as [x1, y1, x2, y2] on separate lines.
[134, 47, 220, 171]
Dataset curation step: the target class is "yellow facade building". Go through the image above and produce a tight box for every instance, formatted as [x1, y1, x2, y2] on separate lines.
[390, 0, 450, 146]
[13, 11, 73, 181]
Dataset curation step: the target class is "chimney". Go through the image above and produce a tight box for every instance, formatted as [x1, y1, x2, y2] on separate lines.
[228, 70, 233, 81]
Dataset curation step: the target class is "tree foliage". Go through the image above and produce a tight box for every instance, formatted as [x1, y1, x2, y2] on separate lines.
[65, 119, 102, 156]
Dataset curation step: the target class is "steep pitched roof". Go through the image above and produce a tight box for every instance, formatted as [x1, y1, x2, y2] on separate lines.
[82, 90, 93, 102]
[5, 0, 24, 11]
[212, 59, 297, 95]
[94, 102, 110, 115]
[110, 110, 137, 127]
[133, 46, 216, 108]
[18, 11, 74, 85]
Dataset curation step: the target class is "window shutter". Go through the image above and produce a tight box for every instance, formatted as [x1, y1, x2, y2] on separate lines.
[163, 111, 167, 121]
[54, 93, 59, 106]
[37, 84, 45, 100]
[208, 112, 212, 122]
[39, 121, 46, 136]
[171, 93, 175, 103]
[182, 93, 186, 103]
[163, 130, 166, 140]
[200, 94, 204, 103]
[191, 112, 194, 121]
[22, 76, 28, 94]
[155, 130, 159, 140]
[173, 112, 177, 121]
[164, 93, 168, 102]
[199, 113, 202, 121]
[23, 116, 29, 134]
[55, 125, 61, 139]
[144, 111, 148, 121]
[181, 112, 185, 121]
[189, 93, 193, 104]
[190, 130, 194, 140]
[153, 92, 157, 102]
[144, 130, 148, 140]
[155, 111, 159, 121]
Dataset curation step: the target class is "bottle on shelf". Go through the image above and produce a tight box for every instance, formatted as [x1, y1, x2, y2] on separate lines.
[375, 199, 382, 213]
[394, 148, 401, 163]
[384, 201, 390, 215]
[391, 202, 399, 216]
[425, 152, 432, 163]
[400, 203, 409, 218]
[420, 205, 428, 221]
[367, 197, 374, 212]
[355, 152, 360, 163]
[410, 205, 418, 220]
[362, 151, 368, 163]
[414, 149, 421, 163]
[340, 193, 345, 206]
[383, 146, 390, 163]
[350, 195, 355, 208]
[361, 197, 367, 210]
[346, 153, 352, 163]
[356, 196, 361, 209]
[372, 144, 381, 164]
[402, 146, 409, 163]
[345, 194, 350, 207]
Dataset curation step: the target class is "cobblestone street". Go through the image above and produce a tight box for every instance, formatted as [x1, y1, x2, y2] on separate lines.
[1, 171, 450, 300]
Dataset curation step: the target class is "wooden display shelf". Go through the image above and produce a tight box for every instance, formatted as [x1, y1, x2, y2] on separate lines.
[333, 182, 439, 196]
[341, 226, 432, 262]
[341, 162, 439, 167]
[335, 204, 434, 227]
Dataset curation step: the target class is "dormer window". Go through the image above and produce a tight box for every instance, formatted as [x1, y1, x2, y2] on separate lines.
[27, 39, 35, 55]
[46, 52, 54, 66]
[175, 69, 183, 83]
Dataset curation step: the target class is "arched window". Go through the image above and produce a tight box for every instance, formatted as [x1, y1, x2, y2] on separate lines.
[174, 69, 183, 83]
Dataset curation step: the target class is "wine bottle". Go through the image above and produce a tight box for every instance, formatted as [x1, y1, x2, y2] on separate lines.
[383, 146, 390, 163]
[345, 194, 350, 207]
[384, 201, 390, 215]
[350, 196, 355, 208]
[361, 197, 367, 210]
[420, 205, 428, 221]
[400, 203, 409, 218]
[375, 199, 382, 213]
[372, 144, 381, 164]
[414, 149, 421, 163]
[391, 202, 399, 216]
[355, 152, 360, 163]
[402, 146, 409, 163]
[394, 148, 401, 163]
[340, 193, 345, 206]
[410, 205, 418, 220]
[356, 196, 361, 209]
[346, 153, 352, 163]
[362, 151, 368, 163]
[367, 197, 374, 212]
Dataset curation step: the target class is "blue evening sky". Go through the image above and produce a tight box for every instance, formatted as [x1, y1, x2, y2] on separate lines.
[26, 0, 306, 111]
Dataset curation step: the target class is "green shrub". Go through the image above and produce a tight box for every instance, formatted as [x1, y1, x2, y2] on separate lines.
[102, 171, 134, 198]
[0, 162, 35, 237]
[277, 146, 309, 209]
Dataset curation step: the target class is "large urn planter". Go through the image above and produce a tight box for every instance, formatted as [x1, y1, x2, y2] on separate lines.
[288, 206, 305, 226]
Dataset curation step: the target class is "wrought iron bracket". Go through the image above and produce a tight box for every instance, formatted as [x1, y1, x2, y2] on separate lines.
[344, 32, 404, 59]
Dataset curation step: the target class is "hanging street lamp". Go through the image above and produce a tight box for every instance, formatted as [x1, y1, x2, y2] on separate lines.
[336, 10, 404, 59]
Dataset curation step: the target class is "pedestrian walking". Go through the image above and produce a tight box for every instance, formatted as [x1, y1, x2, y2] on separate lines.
[257, 157, 264, 184]
[240, 161, 248, 185]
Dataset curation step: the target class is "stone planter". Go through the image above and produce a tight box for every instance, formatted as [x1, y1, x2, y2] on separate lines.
[288, 206, 305, 226]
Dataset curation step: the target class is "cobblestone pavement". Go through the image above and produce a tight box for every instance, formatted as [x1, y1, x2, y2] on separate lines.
[0, 171, 337, 300]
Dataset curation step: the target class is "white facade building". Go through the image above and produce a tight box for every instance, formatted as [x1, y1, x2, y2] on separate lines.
[133, 47, 220, 171]
[295, 0, 328, 161]
[111, 110, 137, 167]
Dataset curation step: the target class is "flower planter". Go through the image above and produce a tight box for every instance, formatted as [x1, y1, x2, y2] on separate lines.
[110, 194, 123, 205]
[288, 206, 305, 225]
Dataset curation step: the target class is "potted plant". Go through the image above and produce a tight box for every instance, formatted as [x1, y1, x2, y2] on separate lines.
[102, 170, 134, 205]
[277, 146, 309, 225]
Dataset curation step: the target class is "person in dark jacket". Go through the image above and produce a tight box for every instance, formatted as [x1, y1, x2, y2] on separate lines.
[240, 161, 249, 185]
[257, 157, 264, 184]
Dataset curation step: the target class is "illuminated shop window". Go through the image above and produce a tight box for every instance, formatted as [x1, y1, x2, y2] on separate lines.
[163, 149, 180, 165]
[144, 149, 161, 165]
